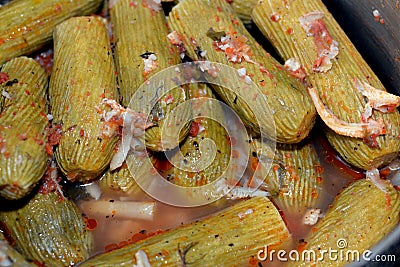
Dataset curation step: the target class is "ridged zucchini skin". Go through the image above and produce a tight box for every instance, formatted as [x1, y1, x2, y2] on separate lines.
[110, 0, 191, 151]
[289, 179, 400, 267]
[99, 153, 150, 194]
[100, 163, 137, 193]
[0, 57, 48, 200]
[159, 84, 230, 187]
[229, 0, 259, 24]
[252, 0, 400, 169]
[251, 138, 323, 212]
[168, 0, 316, 144]
[0, 0, 103, 65]
[0, 192, 93, 267]
[79, 197, 291, 267]
[49, 16, 118, 182]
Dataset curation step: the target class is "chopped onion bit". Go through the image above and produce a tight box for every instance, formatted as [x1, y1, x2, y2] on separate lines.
[98, 99, 152, 170]
[134, 250, 152, 267]
[303, 208, 323, 225]
[80, 200, 155, 221]
[354, 79, 400, 122]
[366, 168, 389, 193]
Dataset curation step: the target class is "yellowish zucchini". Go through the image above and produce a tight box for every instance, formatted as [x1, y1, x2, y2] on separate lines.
[110, 0, 191, 151]
[0, 191, 93, 267]
[49, 16, 118, 181]
[252, 0, 400, 169]
[158, 83, 231, 187]
[229, 0, 259, 24]
[0, 0, 103, 65]
[168, 0, 316, 144]
[79, 196, 291, 267]
[251, 138, 323, 212]
[100, 163, 138, 194]
[288, 179, 400, 267]
[0, 57, 48, 200]
[100, 153, 151, 194]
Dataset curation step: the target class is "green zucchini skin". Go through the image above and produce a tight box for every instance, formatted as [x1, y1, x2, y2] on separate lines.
[158, 83, 231, 187]
[251, 138, 323, 213]
[110, 0, 191, 152]
[0, 0, 103, 65]
[289, 179, 400, 267]
[49, 16, 118, 182]
[168, 0, 316, 144]
[252, 0, 400, 170]
[229, 0, 259, 24]
[0, 57, 48, 200]
[0, 192, 93, 267]
[99, 153, 150, 194]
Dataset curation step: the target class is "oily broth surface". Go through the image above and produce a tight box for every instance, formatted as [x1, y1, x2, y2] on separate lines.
[77, 133, 355, 259]
[78, 186, 233, 254]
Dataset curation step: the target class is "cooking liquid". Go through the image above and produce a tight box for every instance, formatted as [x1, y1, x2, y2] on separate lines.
[77, 131, 358, 266]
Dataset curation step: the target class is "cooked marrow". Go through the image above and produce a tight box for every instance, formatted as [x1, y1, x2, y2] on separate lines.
[158, 83, 231, 187]
[0, 57, 48, 200]
[110, 0, 191, 151]
[0, 0, 103, 65]
[49, 16, 118, 181]
[252, 0, 400, 169]
[229, 0, 259, 24]
[251, 138, 323, 212]
[100, 153, 150, 194]
[289, 179, 400, 266]
[168, 0, 316, 144]
[0, 191, 93, 267]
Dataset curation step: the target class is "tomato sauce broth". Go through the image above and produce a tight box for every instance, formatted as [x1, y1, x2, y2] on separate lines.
[77, 131, 358, 259]
[79, 187, 233, 254]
